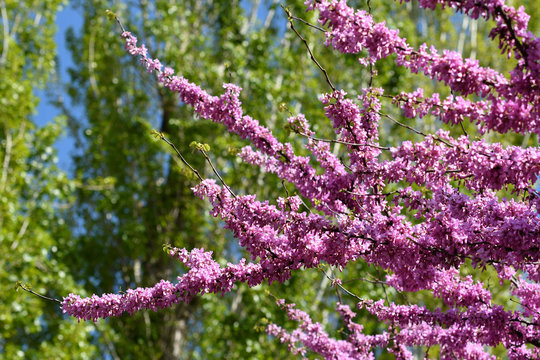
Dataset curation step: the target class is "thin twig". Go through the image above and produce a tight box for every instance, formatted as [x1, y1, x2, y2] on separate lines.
[281, 180, 291, 198]
[298, 130, 391, 150]
[17, 283, 62, 304]
[425, 169, 463, 174]
[290, 14, 327, 32]
[510, 298, 540, 316]
[225, 63, 233, 83]
[459, 121, 468, 137]
[299, 196, 314, 214]
[157, 133, 204, 182]
[342, 277, 388, 285]
[379, 111, 454, 148]
[329, 267, 343, 303]
[368, 63, 374, 88]
[199, 149, 236, 198]
[342, 189, 399, 198]
[376, 267, 391, 305]
[281, 5, 336, 92]
[380, 111, 428, 137]
[319, 268, 363, 302]
[493, 6, 527, 64]
[107, 10, 126, 33]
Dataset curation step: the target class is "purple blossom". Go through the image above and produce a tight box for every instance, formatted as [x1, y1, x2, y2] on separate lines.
[59, 2, 540, 358]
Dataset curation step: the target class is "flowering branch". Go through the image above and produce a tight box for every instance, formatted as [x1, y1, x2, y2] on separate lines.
[37, 2, 540, 359]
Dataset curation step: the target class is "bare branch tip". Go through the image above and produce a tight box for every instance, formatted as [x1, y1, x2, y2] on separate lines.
[16, 281, 62, 304]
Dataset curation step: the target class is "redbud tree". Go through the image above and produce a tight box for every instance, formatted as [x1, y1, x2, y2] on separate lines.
[31, 0, 540, 358]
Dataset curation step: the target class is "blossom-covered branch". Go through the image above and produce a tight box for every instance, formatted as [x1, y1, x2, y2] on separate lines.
[58, 1, 539, 358]
[306, 0, 540, 134]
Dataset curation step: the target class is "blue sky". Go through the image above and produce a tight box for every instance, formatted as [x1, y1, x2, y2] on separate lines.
[34, 0, 270, 175]
[34, 3, 81, 173]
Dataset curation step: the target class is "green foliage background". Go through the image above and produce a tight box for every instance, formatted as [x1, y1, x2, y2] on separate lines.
[1, 0, 538, 359]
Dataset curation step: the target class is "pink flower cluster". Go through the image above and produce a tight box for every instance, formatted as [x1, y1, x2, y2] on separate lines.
[359, 298, 539, 360]
[267, 300, 389, 359]
[63, 246, 267, 320]
[306, 0, 540, 134]
[61, 1, 540, 358]
[406, 0, 532, 58]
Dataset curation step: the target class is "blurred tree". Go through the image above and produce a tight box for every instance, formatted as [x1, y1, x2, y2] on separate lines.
[0, 0, 96, 359]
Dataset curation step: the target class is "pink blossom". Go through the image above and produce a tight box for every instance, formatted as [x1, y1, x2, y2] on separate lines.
[60, 2, 540, 358]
